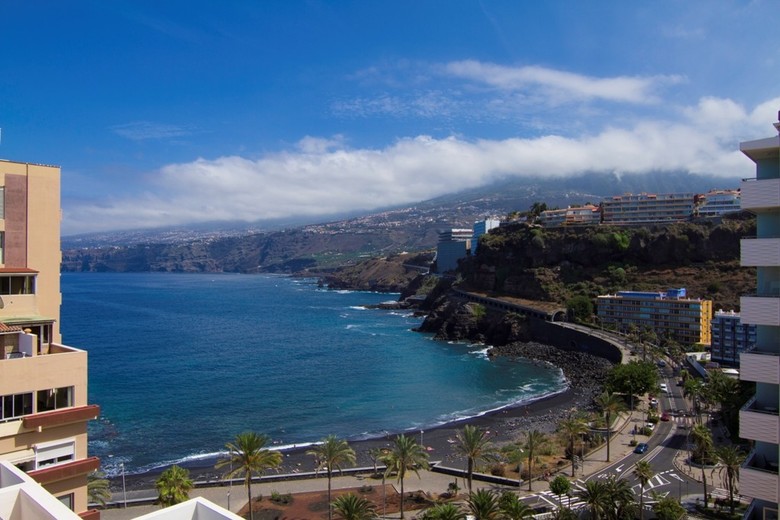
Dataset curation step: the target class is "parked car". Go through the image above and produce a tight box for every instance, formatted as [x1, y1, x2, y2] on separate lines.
[659, 383, 669, 393]
[634, 442, 649, 454]
[660, 412, 671, 421]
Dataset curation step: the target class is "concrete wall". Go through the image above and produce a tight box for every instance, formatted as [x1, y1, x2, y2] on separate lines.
[528, 320, 623, 364]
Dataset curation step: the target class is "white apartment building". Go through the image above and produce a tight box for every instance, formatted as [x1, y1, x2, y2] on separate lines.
[738, 112, 780, 520]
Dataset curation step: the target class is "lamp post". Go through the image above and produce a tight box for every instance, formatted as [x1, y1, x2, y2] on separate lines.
[227, 460, 232, 511]
[121, 462, 127, 509]
[420, 430, 424, 448]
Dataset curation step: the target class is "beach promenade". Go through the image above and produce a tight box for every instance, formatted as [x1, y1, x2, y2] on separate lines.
[99, 404, 723, 520]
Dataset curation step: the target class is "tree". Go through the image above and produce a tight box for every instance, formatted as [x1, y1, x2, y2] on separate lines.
[714, 445, 744, 515]
[331, 493, 377, 520]
[652, 494, 686, 520]
[566, 295, 593, 323]
[523, 430, 547, 491]
[498, 491, 534, 520]
[690, 424, 713, 508]
[683, 378, 705, 422]
[577, 480, 610, 520]
[605, 361, 658, 409]
[604, 475, 636, 520]
[594, 391, 626, 462]
[633, 460, 654, 520]
[549, 475, 571, 509]
[87, 470, 111, 507]
[384, 434, 429, 519]
[308, 435, 357, 520]
[557, 413, 588, 477]
[421, 502, 465, 520]
[552, 507, 578, 520]
[454, 425, 497, 493]
[466, 488, 501, 520]
[155, 465, 193, 508]
[216, 432, 282, 520]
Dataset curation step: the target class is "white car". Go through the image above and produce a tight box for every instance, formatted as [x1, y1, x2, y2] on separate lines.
[659, 383, 669, 393]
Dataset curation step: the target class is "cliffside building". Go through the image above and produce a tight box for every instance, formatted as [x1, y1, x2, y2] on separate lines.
[435, 228, 472, 273]
[538, 205, 600, 228]
[696, 189, 742, 218]
[737, 113, 780, 519]
[471, 218, 500, 254]
[0, 160, 100, 518]
[601, 192, 695, 225]
[710, 310, 756, 366]
[596, 288, 712, 347]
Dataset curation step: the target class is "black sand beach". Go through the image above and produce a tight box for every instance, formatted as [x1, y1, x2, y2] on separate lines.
[112, 343, 611, 492]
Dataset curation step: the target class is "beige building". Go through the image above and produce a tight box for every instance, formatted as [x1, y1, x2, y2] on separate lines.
[0, 160, 100, 519]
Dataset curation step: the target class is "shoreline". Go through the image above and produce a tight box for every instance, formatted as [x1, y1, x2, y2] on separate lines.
[112, 377, 601, 492]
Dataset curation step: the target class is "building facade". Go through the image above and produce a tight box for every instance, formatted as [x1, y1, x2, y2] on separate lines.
[601, 192, 695, 225]
[710, 310, 756, 366]
[0, 161, 99, 518]
[596, 288, 713, 346]
[435, 228, 471, 273]
[696, 189, 742, 218]
[738, 114, 780, 520]
[538, 205, 601, 227]
[471, 218, 500, 254]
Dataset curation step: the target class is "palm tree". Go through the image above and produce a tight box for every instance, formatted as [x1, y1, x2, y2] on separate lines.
[216, 432, 282, 520]
[577, 480, 609, 520]
[155, 465, 193, 508]
[552, 507, 578, 520]
[498, 491, 534, 519]
[522, 430, 547, 491]
[633, 460, 654, 520]
[87, 470, 111, 507]
[594, 391, 626, 462]
[466, 488, 501, 520]
[690, 424, 713, 508]
[454, 425, 497, 494]
[683, 378, 705, 423]
[422, 503, 465, 520]
[603, 475, 635, 520]
[331, 493, 377, 520]
[383, 434, 429, 519]
[714, 445, 744, 515]
[308, 435, 357, 520]
[557, 413, 588, 477]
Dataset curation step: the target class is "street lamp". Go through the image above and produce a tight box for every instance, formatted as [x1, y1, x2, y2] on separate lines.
[121, 462, 127, 509]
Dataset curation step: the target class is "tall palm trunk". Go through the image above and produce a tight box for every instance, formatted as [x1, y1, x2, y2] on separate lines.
[639, 483, 644, 520]
[326, 468, 333, 520]
[467, 458, 474, 493]
[245, 475, 253, 520]
[399, 475, 405, 519]
[701, 467, 708, 508]
[605, 411, 611, 462]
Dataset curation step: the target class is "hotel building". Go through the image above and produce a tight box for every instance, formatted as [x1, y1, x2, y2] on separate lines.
[538, 205, 601, 228]
[710, 310, 756, 366]
[696, 189, 742, 218]
[435, 228, 472, 273]
[596, 288, 712, 347]
[0, 161, 100, 518]
[601, 192, 695, 226]
[738, 114, 780, 520]
[471, 218, 500, 254]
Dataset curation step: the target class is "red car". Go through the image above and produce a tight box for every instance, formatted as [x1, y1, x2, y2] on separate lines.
[660, 412, 671, 421]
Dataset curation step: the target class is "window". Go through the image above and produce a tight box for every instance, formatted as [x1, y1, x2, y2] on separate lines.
[0, 274, 35, 295]
[0, 392, 33, 422]
[35, 440, 75, 469]
[36, 387, 74, 413]
[57, 494, 74, 511]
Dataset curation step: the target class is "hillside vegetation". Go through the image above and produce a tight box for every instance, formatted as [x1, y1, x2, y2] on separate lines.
[460, 215, 754, 312]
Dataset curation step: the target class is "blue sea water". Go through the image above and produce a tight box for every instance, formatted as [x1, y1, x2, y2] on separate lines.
[60, 272, 566, 476]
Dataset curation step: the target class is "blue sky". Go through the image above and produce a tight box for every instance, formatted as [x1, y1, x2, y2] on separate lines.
[1, 1, 778, 235]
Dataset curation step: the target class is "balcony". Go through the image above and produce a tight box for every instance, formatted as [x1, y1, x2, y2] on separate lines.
[742, 450, 779, 504]
[23, 405, 100, 431]
[742, 237, 780, 266]
[741, 349, 780, 384]
[27, 457, 100, 485]
[740, 396, 780, 444]
[742, 177, 780, 211]
[741, 295, 780, 326]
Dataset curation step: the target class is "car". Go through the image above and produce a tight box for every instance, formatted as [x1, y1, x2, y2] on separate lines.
[649, 397, 659, 407]
[634, 442, 649, 454]
[660, 412, 671, 421]
[659, 383, 669, 393]
[645, 422, 655, 431]
[657, 360, 666, 367]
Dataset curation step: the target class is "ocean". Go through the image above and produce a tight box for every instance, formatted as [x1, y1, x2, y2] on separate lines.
[60, 272, 566, 476]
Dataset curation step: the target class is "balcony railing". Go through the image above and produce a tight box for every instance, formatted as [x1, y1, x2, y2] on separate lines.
[741, 295, 780, 327]
[740, 396, 780, 444]
[740, 349, 780, 384]
[741, 177, 780, 211]
[742, 449, 779, 504]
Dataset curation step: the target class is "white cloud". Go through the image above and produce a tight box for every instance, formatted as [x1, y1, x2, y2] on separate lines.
[63, 95, 775, 235]
[444, 61, 683, 104]
[112, 121, 193, 141]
